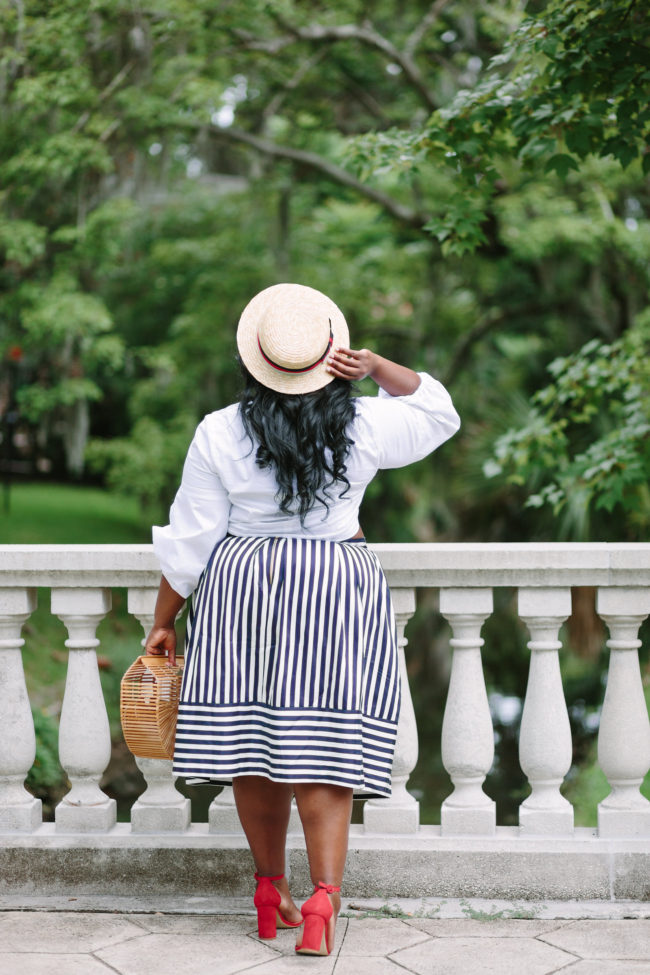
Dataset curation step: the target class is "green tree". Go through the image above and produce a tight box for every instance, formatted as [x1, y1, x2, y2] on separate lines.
[0, 0, 225, 473]
[349, 0, 650, 253]
[484, 311, 650, 540]
[1, 0, 648, 541]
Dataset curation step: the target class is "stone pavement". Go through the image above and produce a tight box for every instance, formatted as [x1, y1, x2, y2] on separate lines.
[1, 899, 650, 975]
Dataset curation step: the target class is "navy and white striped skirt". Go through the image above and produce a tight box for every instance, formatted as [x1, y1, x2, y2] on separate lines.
[173, 534, 400, 797]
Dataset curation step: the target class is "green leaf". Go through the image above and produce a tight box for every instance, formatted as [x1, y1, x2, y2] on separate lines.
[544, 153, 580, 177]
[0, 219, 47, 266]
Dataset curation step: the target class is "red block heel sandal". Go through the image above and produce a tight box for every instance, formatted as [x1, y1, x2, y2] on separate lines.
[253, 873, 303, 939]
[295, 882, 341, 956]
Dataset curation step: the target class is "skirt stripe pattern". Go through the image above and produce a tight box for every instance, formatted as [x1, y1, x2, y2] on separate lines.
[173, 534, 401, 796]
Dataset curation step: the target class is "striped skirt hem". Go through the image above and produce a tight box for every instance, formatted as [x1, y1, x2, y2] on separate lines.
[173, 534, 400, 797]
[174, 705, 398, 796]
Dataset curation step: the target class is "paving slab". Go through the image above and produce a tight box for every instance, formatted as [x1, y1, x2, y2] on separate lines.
[247, 956, 337, 974]
[337, 916, 429, 955]
[128, 913, 255, 934]
[334, 959, 411, 975]
[95, 930, 279, 975]
[0, 911, 147, 953]
[0, 954, 114, 974]
[390, 936, 576, 975]
[562, 963, 650, 975]
[246, 917, 349, 971]
[402, 918, 570, 938]
[540, 919, 650, 960]
[2, 909, 650, 975]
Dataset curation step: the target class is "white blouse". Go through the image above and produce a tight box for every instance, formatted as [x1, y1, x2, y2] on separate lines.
[153, 372, 460, 597]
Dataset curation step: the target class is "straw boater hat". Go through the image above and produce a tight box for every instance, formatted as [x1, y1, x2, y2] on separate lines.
[237, 283, 350, 394]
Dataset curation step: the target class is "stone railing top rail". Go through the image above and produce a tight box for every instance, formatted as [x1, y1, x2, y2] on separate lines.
[1, 542, 649, 588]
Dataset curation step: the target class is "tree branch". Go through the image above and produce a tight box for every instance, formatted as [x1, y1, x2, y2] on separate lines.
[261, 50, 326, 125]
[209, 125, 429, 230]
[231, 21, 438, 111]
[72, 60, 135, 134]
[331, 57, 392, 129]
[404, 0, 452, 58]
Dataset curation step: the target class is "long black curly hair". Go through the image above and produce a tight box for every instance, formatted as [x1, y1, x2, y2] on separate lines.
[238, 363, 357, 523]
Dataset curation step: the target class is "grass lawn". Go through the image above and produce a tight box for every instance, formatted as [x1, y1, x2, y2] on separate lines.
[0, 481, 151, 543]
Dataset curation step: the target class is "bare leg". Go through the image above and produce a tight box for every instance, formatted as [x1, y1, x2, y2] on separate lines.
[293, 783, 354, 946]
[232, 775, 302, 923]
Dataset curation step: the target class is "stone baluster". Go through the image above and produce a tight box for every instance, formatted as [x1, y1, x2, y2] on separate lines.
[52, 588, 116, 832]
[209, 786, 244, 833]
[128, 587, 190, 832]
[596, 588, 650, 837]
[364, 588, 419, 833]
[0, 588, 41, 831]
[439, 588, 496, 835]
[517, 588, 573, 834]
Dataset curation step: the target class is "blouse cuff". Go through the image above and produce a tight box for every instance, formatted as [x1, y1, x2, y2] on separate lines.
[152, 524, 214, 599]
[377, 371, 450, 408]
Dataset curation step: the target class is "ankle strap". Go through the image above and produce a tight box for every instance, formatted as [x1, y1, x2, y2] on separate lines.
[315, 881, 341, 894]
[255, 872, 284, 882]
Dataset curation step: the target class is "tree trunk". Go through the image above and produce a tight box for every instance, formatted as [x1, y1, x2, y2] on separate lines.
[568, 587, 606, 660]
[61, 399, 90, 478]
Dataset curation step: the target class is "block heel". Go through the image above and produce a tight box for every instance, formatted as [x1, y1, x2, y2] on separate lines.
[295, 882, 341, 957]
[253, 873, 303, 940]
[298, 914, 328, 955]
[256, 904, 278, 939]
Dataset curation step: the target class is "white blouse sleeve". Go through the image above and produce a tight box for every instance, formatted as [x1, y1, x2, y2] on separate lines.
[370, 371, 461, 469]
[152, 417, 231, 598]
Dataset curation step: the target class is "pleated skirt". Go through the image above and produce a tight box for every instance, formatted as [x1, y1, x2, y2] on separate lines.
[172, 534, 400, 797]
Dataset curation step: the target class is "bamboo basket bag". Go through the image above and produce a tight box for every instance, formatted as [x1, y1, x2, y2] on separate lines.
[120, 655, 185, 760]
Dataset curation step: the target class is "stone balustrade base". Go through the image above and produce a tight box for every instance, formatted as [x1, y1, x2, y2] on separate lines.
[363, 797, 420, 834]
[440, 804, 496, 835]
[519, 805, 574, 835]
[54, 797, 117, 833]
[2, 824, 649, 902]
[598, 805, 650, 838]
[130, 799, 191, 834]
[0, 796, 41, 832]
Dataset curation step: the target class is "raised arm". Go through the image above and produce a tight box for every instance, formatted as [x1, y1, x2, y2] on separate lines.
[329, 345, 460, 469]
[326, 347, 420, 396]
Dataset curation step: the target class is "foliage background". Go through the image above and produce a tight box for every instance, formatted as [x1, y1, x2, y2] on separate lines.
[1, 0, 649, 823]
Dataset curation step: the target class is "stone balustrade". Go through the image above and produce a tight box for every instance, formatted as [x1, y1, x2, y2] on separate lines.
[1, 542, 649, 903]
